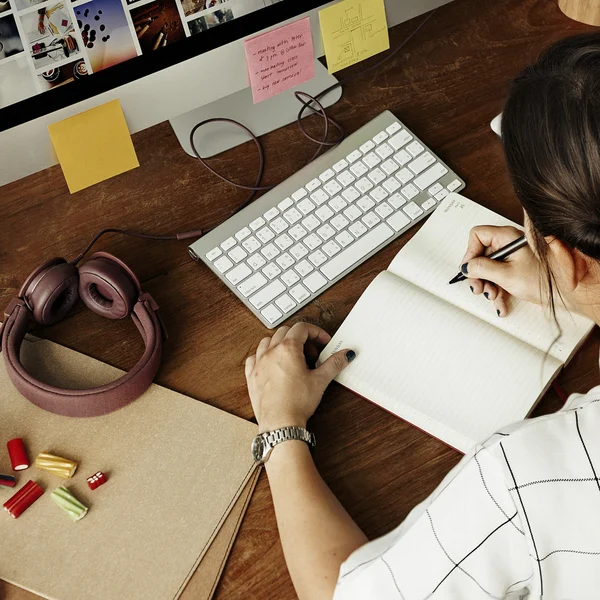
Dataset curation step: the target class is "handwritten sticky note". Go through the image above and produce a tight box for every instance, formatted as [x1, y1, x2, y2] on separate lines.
[48, 99, 139, 194]
[319, 0, 390, 74]
[244, 17, 315, 104]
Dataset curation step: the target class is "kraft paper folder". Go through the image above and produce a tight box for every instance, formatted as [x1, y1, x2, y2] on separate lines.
[0, 334, 260, 600]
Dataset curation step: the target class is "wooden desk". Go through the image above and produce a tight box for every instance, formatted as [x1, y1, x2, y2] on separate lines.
[2, 1, 599, 598]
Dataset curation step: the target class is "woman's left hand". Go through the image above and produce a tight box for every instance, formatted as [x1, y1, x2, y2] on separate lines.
[245, 323, 354, 433]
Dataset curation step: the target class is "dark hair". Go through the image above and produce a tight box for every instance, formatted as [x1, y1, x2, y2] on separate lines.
[502, 33, 600, 313]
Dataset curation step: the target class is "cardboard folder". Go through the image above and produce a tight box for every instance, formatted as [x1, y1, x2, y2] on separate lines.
[0, 335, 259, 600]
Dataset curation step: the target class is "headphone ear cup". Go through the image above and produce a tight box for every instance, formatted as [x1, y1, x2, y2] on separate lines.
[22, 260, 79, 326]
[78, 255, 138, 320]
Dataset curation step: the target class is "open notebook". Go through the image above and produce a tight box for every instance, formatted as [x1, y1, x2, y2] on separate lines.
[319, 193, 595, 452]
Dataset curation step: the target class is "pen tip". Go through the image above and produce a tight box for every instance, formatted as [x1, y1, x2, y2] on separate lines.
[448, 274, 463, 285]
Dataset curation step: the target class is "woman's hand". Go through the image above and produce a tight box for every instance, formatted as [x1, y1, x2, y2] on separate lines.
[38, 19, 45, 34]
[245, 323, 353, 433]
[460, 225, 544, 317]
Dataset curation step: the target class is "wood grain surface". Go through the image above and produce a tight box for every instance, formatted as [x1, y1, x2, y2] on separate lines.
[1, 1, 599, 598]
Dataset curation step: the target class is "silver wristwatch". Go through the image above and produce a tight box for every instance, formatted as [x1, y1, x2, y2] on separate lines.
[251, 426, 316, 464]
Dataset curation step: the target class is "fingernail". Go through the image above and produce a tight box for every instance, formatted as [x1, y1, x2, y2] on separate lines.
[461, 263, 468, 275]
[346, 350, 356, 363]
[484, 292, 489, 300]
[497, 309, 501, 317]
[469, 286, 474, 293]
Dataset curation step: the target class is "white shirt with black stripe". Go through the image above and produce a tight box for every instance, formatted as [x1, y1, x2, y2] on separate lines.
[333, 385, 600, 599]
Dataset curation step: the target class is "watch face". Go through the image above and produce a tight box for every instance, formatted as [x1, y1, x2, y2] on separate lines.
[251, 436, 265, 462]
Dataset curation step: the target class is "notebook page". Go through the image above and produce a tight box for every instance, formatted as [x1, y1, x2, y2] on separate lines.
[319, 271, 561, 453]
[388, 194, 594, 362]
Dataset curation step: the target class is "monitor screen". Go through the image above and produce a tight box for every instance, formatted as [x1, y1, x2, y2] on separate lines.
[0, 0, 327, 129]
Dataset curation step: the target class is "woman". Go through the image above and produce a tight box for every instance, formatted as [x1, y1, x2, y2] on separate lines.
[245, 34, 600, 599]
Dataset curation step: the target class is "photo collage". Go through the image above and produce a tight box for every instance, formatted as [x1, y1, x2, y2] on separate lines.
[0, 0, 283, 109]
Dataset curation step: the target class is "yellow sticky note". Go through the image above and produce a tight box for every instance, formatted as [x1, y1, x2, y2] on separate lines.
[48, 99, 139, 194]
[319, 0, 390, 74]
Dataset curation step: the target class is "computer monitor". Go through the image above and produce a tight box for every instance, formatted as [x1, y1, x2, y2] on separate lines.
[0, 0, 453, 187]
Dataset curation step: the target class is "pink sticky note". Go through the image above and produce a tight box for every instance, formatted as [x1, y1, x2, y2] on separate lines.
[244, 17, 315, 104]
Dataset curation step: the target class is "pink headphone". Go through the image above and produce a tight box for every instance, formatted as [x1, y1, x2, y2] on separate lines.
[0, 251, 166, 418]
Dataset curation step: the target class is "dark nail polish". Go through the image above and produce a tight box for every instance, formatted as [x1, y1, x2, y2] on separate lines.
[461, 263, 468, 275]
[469, 286, 474, 293]
[346, 350, 356, 363]
[497, 309, 501, 317]
[484, 292, 489, 300]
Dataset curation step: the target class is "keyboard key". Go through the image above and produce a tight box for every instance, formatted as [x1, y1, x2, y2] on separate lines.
[295, 259, 314, 276]
[304, 233, 322, 250]
[321, 223, 393, 280]
[270, 217, 288, 234]
[250, 280, 286, 309]
[363, 152, 381, 168]
[376, 143, 394, 159]
[337, 170, 355, 186]
[235, 227, 251, 241]
[297, 198, 316, 215]
[401, 184, 419, 200]
[261, 303, 283, 324]
[355, 177, 374, 194]
[276, 253, 295, 270]
[387, 211, 410, 231]
[350, 161, 369, 177]
[292, 188, 308, 201]
[228, 246, 247, 263]
[278, 197, 293, 211]
[408, 152, 435, 174]
[396, 168, 414, 184]
[428, 182, 444, 196]
[403, 201, 424, 220]
[310, 189, 330, 205]
[275, 233, 293, 250]
[362, 211, 381, 228]
[324, 180, 342, 196]
[264, 207, 279, 221]
[436, 189, 449, 202]
[281, 270, 300, 286]
[275, 294, 297, 313]
[359, 140, 375, 154]
[289, 284, 310, 303]
[304, 271, 328, 293]
[422, 198, 436, 211]
[261, 243, 280, 260]
[242, 236, 261, 253]
[375, 202, 393, 219]
[221, 237, 236, 251]
[381, 159, 399, 175]
[206, 247, 222, 261]
[368, 168, 386, 185]
[346, 149, 362, 163]
[373, 130, 388, 144]
[383, 177, 401, 194]
[238, 272, 267, 297]
[393, 149, 412, 166]
[247, 253, 266, 270]
[316, 205, 334, 221]
[283, 208, 303, 224]
[388, 192, 407, 209]
[262, 262, 282, 279]
[386, 122, 402, 135]
[414, 163, 448, 190]
[306, 178, 321, 192]
[406, 141, 424, 157]
[329, 196, 347, 213]
[317, 223, 336, 240]
[349, 221, 367, 238]
[344, 204, 363, 221]
[357, 196, 375, 212]
[322, 241, 341, 257]
[335, 230, 354, 247]
[389, 130, 412, 150]
[225, 263, 252, 285]
[447, 178, 462, 192]
[333, 158, 349, 172]
[331, 214, 349, 231]
[290, 243, 309, 259]
[214, 256, 233, 273]
[319, 169, 336, 182]
[302, 214, 321, 231]
[289, 225, 307, 241]
[256, 227, 275, 243]
[250, 216, 265, 231]
[370, 186, 388, 203]
[308, 250, 327, 267]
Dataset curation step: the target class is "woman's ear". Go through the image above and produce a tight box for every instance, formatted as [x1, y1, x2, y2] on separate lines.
[545, 235, 589, 291]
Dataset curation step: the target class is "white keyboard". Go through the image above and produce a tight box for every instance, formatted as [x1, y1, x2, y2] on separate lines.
[189, 111, 465, 328]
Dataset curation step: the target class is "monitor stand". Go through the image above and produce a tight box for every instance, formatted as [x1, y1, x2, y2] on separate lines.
[170, 60, 342, 159]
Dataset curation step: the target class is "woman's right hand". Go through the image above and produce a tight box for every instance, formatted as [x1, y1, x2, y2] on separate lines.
[460, 225, 544, 317]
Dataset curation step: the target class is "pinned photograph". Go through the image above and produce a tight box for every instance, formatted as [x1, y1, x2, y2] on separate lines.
[37, 57, 87, 89]
[13, 0, 46, 13]
[130, 0, 185, 54]
[0, 54, 35, 107]
[0, 14, 24, 61]
[188, 6, 232, 34]
[181, 0, 227, 19]
[0, 0, 11, 14]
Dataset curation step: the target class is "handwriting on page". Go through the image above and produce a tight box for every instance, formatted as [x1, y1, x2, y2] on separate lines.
[319, 0, 390, 74]
[244, 17, 315, 104]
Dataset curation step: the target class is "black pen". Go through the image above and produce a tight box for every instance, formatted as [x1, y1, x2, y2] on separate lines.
[448, 235, 528, 284]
